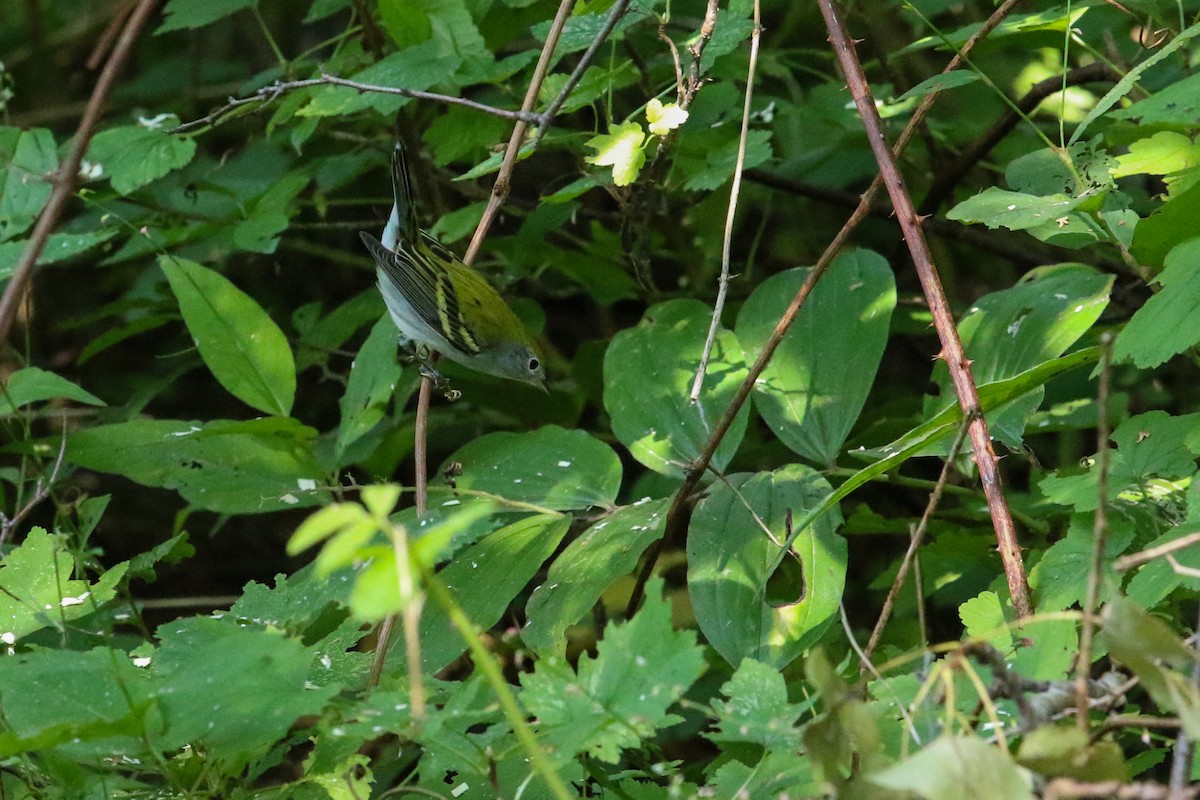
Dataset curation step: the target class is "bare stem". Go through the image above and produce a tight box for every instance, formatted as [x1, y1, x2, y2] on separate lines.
[690, 0, 761, 404]
[1075, 332, 1113, 728]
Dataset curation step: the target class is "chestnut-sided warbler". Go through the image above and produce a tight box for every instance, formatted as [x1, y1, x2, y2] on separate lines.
[359, 144, 546, 388]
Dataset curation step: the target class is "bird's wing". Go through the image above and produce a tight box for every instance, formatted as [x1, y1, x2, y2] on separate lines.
[359, 231, 483, 357]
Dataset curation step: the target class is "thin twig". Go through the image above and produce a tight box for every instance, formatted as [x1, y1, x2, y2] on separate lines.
[167, 74, 542, 135]
[659, 20, 685, 100]
[682, 0, 721, 108]
[532, 0, 634, 149]
[464, 0, 576, 264]
[86, 0, 135, 70]
[862, 418, 971, 664]
[1076, 332, 1113, 728]
[0, 0, 161, 349]
[817, 0, 1032, 618]
[690, 0, 760, 403]
[627, 0, 1026, 616]
[1114, 530, 1200, 571]
[840, 602, 922, 744]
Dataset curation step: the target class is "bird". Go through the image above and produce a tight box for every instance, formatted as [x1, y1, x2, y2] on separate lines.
[358, 143, 546, 390]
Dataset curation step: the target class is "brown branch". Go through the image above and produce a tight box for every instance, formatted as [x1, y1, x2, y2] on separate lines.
[1076, 333, 1113, 728]
[532, 0, 634, 149]
[818, 0, 1031, 617]
[464, 0, 576, 264]
[682, 0, 720, 108]
[627, 0, 1028, 617]
[0, 0, 161, 350]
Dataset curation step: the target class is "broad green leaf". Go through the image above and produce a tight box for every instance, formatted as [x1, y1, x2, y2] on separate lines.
[926, 264, 1111, 448]
[532, 5, 645, 53]
[902, 8, 1088, 53]
[706, 752, 819, 799]
[0, 528, 126, 641]
[0, 648, 150, 756]
[442, 426, 621, 511]
[868, 735, 1035, 800]
[707, 658, 809, 751]
[688, 465, 846, 668]
[523, 499, 668, 655]
[67, 418, 323, 514]
[336, 316, 403, 463]
[699, 13, 756, 73]
[1, 366, 105, 413]
[1115, 237, 1200, 368]
[946, 188, 1083, 231]
[0, 127, 56, 242]
[1031, 513, 1133, 612]
[153, 617, 339, 763]
[680, 129, 773, 192]
[157, 0, 257, 32]
[1112, 131, 1200, 179]
[1109, 63, 1200, 127]
[604, 299, 750, 477]
[539, 63, 641, 116]
[423, 106, 510, 166]
[298, 43, 462, 118]
[1101, 594, 1200, 737]
[1131, 181, 1200, 269]
[521, 578, 705, 764]
[87, 121, 196, 195]
[0, 228, 120, 283]
[161, 256, 296, 415]
[1126, 522, 1200, 609]
[1016, 725, 1127, 782]
[959, 591, 1012, 652]
[396, 514, 572, 674]
[585, 122, 646, 186]
[736, 250, 896, 465]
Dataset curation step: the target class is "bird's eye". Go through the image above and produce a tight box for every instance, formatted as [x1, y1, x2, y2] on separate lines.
[528, 358, 540, 372]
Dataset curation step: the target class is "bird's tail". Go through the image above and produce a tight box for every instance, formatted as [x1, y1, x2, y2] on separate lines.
[382, 142, 419, 250]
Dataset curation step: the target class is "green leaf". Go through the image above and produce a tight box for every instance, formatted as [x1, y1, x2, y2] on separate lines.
[153, 617, 339, 763]
[1112, 131, 1200, 179]
[521, 578, 705, 764]
[532, 6, 645, 53]
[680, 129, 773, 192]
[585, 122, 646, 187]
[523, 499, 668, 655]
[688, 465, 846, 668]
[959, 591, 1012, 653]
[1101, 594, 1200, 737]
[894, 70, 979, 102]
[0, 647, 150, 756]
[0, 528, 125, 641]
[441, 425, 622, 511]
[926, 264, 1111, 448]
[401, 514, 572, 673]
[1126, 521, 1200, 609]
[1016, 725, 1127, 782]
[604, 299, 750, 477]
[707, 658, 809, 751]
[0, 228, 121, 283]
[1115, 237, 1200, 368]
[705, 752, 819, 799]
[298, 43, 462, 118]
[869, 735, 1035, 800]
[1031, 513, 1134, 612]
[161, 256, 296, 415]
[699, 13, 756, 73]
[1109, 65, 1200, 127]
[1, 366, 105, 413]
[67, 418, 323, 514]
[1131, 181, 1200, 270]
[736, 250, 896, 465]
[0, 127, 57, 242]
[157, 0, 257, 32]
[87, 122, 196, 195]
[336, 316, 403, 463]
[946, 188, 1083, 231]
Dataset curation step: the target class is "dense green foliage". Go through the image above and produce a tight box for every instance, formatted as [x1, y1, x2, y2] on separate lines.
[4, 0, 1200, 797]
